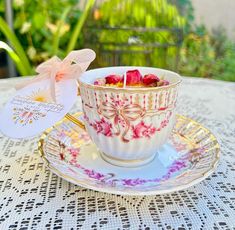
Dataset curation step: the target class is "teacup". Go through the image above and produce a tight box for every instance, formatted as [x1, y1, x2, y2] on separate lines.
[77, 67, 181, 167]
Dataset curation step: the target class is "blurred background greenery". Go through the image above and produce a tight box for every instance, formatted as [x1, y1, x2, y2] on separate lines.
[0, 0, 235, 82]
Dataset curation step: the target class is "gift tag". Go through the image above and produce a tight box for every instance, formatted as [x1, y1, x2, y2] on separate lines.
[0, 49, 96, 139]
[0, 79, 77, 138]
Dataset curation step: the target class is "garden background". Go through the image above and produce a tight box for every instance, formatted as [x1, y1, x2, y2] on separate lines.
[1, 0, 235, 82]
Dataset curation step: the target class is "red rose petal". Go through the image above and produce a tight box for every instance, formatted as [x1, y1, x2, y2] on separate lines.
[105, 75, 122, 84]
[126, 69, 142, 85]
[142, 74, 160, 85]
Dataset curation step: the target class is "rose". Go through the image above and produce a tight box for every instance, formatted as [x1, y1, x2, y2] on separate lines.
[126, 69, 142, 85]
[142, 74, 160, 86]
[105, 75, 122, 84]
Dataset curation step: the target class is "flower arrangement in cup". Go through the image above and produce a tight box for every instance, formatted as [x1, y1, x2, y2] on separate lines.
[94, 69, 170, 87]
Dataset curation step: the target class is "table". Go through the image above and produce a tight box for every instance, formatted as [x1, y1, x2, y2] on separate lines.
[0, 77, 235, 230]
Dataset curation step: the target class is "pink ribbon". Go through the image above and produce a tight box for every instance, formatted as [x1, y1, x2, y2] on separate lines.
[16, 49, 96, 102]
[99, 102, 145, 142]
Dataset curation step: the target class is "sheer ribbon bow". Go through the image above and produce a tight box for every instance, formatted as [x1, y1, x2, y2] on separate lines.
[16, 49, 96, 102]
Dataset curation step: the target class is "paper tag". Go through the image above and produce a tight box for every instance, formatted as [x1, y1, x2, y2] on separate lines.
[0, 78, 77, 138]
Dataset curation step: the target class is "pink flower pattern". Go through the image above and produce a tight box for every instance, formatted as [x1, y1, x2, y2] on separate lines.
[69, 148, 80, 157]
[87, 115, 172, 140]
[83, 169, 105, 180]
[92, 118, 113, 137]
[122, 178, 147, 186]
[54, 125, 210, 188]
[58, 135, 194, 187]
[85, 96, 173, 141]
[69, 156, 187, 187]
[132, 121, 156, 139]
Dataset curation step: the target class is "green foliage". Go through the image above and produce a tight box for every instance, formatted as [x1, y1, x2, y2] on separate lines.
[67, 0, 95, 53]
[0, 41, 29, 75]
[0, 0, 81, 65]
[0, 17, 32, 75]
[169, 0, 194, 33]
[86, 0, 185, 69]
[0, 0, 94, 76]
[179, 27, 235, 82]
[98, 0, 185, 27]
[211, 42, 235, 82]
[179, 32, 215, 78]
[1, 0, 235, 82]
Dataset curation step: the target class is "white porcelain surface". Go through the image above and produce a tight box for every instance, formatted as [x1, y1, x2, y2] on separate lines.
[78, 67, 181, 166]
[38, 113, 220, 196]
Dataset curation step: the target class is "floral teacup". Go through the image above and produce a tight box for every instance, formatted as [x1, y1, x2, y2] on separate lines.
[77, 67, 181, 167]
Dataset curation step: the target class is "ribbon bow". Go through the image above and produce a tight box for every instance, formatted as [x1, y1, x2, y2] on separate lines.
[99, 101, 145, 142]
[16, 49, 96, 102]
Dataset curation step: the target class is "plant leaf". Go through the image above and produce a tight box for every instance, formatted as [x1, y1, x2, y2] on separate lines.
[66, 0, 95, 53]
[0, 16, 33, 75]
[0, 41, 28, 76]
[52, 6, 71, 56]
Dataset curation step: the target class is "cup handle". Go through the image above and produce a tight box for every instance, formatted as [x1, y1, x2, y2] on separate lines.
[64, 87, 86, 130]
[65, 113, 85, 130]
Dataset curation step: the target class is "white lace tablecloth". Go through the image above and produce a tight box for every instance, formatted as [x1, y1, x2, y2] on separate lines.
[0, 77, 234, 230]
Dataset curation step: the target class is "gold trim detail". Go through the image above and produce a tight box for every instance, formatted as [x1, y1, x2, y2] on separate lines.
[65, 113, 85, 130]
[38, 113, 220, 196]
[78, 79, 181, 93]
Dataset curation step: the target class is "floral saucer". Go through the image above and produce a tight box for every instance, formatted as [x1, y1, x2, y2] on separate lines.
[38, 113, 220, 196]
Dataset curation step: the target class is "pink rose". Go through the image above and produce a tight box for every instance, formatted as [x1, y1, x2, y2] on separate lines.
[94, 118, 113, 137]
[126, 69, 142, 85]
[132, 121, 145, 138]
[94, 78, 106, 86]
[132, 121, 156, 139]
[142, 74, 160, 86]
[105, 75, 122, 84]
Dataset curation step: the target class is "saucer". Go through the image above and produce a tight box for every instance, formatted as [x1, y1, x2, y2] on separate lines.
[38, 113, 220, 196]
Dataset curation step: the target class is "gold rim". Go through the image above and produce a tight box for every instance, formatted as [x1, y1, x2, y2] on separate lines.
[77, 66, 182, 93]
[38, 113, 220, 195]
[78, 79, 181, 93]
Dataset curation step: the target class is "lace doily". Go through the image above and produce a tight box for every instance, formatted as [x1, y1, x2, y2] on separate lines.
[0, 77, 234, 229]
